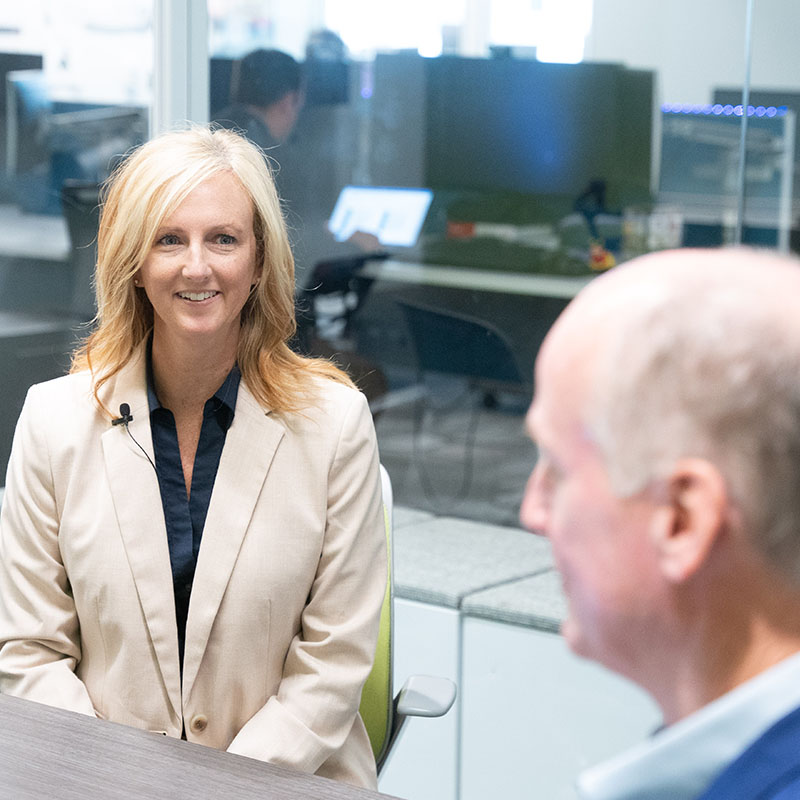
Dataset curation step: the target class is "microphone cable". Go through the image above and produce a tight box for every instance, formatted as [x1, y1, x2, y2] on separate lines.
[112, 403, 157, 475]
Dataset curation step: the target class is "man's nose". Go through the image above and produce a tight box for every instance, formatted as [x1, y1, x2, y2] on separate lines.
[520, 464, 549, 537]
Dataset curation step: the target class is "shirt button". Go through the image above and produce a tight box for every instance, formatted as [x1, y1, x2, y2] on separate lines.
[190, 714, 208, 733]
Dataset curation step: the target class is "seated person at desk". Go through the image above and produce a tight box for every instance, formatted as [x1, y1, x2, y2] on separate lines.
[522, 247, 800, 799]
[0, 126, 386, 789]
[215, 48, 305, 153]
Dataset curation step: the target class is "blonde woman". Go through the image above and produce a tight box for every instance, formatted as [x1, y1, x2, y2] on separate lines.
[0, 126, 386, 788]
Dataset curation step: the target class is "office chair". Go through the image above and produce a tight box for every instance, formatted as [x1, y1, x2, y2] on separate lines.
[396, 299, 531, 502]
[359, 465, 456, 773]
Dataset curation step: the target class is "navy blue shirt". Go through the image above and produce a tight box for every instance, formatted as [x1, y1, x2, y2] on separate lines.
[147, 356, 240, 667]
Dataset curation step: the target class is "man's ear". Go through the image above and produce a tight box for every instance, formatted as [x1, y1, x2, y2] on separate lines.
[650, 458, 728, 583]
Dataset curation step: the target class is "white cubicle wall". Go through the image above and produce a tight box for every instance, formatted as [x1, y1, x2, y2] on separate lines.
[460, 616, 661, 800]
[379, 599, 461, 800]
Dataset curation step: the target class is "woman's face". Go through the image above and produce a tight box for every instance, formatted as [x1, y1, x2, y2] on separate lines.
[137, 171, 260, 353]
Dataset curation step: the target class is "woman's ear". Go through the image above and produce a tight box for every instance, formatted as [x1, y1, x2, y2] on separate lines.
[650, 458, 728, 584]
[252, 260, 263, 288]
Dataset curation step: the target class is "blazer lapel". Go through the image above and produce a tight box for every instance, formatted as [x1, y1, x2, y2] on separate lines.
[100, 352, 182, 720]
[181, 384, 285, 696]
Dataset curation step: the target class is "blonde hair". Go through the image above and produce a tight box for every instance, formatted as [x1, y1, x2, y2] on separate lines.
[72, 125, 353, 413]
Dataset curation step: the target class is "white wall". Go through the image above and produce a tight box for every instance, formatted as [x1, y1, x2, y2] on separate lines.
[586, 0, 800, 104]
[749, 0, 800, 90]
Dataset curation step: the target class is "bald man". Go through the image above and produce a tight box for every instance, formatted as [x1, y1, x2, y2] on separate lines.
[521, 248, 800, 799]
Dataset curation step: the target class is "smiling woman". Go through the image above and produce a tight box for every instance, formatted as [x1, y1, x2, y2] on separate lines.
[0, 126, 387, 789]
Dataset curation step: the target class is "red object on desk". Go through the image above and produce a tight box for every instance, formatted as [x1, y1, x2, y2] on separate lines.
[447, 220, 476, 239]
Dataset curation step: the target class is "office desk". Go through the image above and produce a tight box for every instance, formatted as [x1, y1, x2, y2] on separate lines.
[0, 694, 400, 800]
[359, 258, 593, 299]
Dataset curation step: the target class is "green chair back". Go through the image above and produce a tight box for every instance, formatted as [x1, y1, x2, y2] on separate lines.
[359, 466, 394, 768]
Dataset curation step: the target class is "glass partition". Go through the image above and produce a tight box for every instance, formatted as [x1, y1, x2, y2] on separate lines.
[206, 0, 800, 527]
[1, 0, 797, 520]
[743, 0, 799, 251]
[0, 1, 153, 476]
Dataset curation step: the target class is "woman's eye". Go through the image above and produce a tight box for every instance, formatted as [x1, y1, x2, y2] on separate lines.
[217, 234, 236, 245]
[158, 234, 180, 246]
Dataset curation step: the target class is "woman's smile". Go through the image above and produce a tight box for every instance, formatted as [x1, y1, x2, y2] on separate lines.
[177, 290, 221, 302]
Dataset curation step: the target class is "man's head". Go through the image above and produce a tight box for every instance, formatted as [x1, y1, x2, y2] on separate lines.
[233, 49, 304, 141]
[521, 248, 800, 711]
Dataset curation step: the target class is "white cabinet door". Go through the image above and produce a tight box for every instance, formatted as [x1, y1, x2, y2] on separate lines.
[460, 618, 661, 800]
[378, 598, 460, 800]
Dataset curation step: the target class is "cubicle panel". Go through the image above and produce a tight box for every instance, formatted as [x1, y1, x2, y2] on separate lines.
[378, 598, 460, 800]
[460, 618, 661, 800]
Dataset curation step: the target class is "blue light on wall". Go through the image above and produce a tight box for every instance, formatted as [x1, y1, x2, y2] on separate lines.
[662, 103, 787, 118]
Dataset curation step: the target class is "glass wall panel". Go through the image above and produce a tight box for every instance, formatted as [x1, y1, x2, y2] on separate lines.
[207, 0, 796, 529]
[742, 0, 800, 251]
[0, 1, 153, 477]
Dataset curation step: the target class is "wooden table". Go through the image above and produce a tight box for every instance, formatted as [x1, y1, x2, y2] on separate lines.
[0, 694, 402, 800]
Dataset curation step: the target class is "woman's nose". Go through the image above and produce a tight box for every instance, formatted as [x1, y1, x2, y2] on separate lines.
[182, 242, 212, 280]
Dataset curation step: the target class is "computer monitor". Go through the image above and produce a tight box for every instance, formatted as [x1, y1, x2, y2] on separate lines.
[659, 104, 796, 251]
[714, 87, 800, 202]
[659, 106, 792, 200]
[423, 56, 654, 206]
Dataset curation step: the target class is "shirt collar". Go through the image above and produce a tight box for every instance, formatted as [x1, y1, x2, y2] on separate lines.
[145, 341, 240, 428]
[577, 650, 800, 800]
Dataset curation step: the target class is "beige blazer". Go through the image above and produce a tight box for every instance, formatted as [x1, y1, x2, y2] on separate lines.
[0, 349, 386, 788]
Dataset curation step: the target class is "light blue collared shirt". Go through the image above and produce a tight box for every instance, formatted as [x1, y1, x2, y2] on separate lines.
[578, 650, 800, 800]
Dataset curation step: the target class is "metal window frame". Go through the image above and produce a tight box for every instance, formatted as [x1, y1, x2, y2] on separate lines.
[152, 0, 209, 136]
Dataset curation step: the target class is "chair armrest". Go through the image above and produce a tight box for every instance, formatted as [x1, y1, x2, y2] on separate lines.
[378, 675, 457, 773]
[395, 675, 457, 718]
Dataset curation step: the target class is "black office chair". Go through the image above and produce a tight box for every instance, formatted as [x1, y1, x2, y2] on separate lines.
[396, 299, 531, 501]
